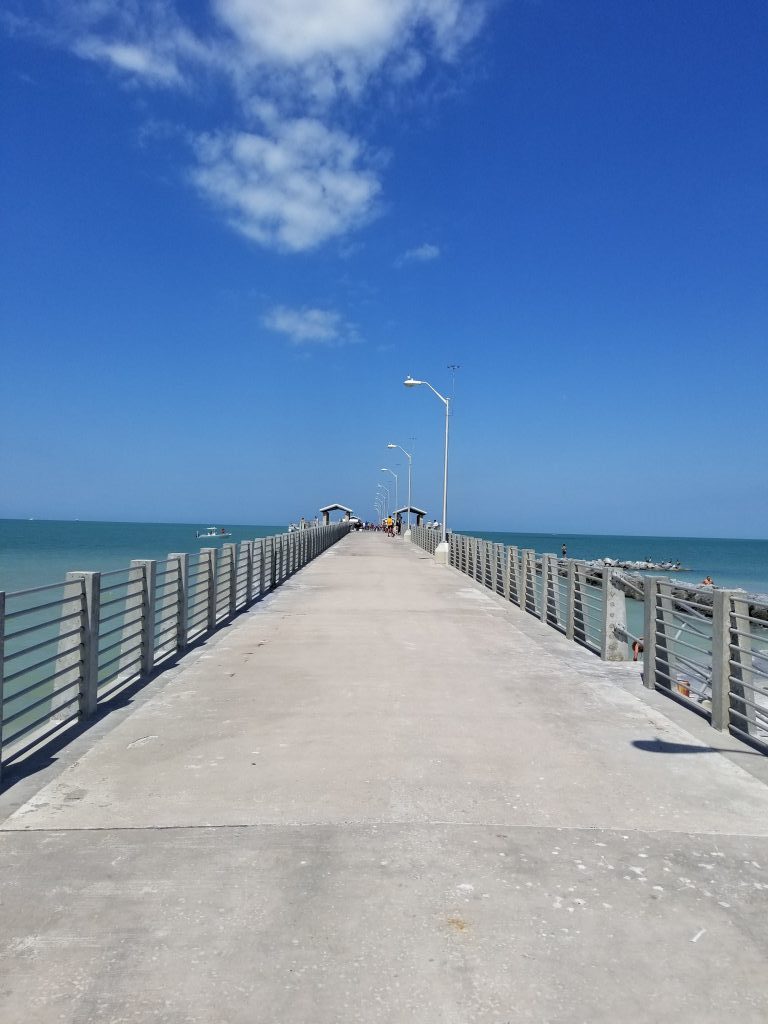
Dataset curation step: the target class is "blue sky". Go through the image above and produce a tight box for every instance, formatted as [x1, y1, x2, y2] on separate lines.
[1, 0, 766, 536]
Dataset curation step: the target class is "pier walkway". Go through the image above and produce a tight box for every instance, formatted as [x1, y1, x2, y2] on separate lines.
[2, 532, 768, 1022]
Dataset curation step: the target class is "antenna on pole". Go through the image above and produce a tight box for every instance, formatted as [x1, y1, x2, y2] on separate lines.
[447, 364, 460, 399]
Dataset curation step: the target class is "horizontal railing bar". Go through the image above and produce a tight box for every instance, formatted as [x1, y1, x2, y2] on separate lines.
[153, 622, 178, 645]
[3, 626, 82, 663]
[100, 566, 144, 581]
[2, 701, 80, 749]
[2, 678, 82, 727]
[7, 579, 83, 600]
[4, 609, 82, 642]
[98, 615, 143, 643]
[154, 609, 178, 630]
[99, 590, 143, 611]
[2, 658, 82, 706]
[99, 646, 142, 673]
[4, 594, 83, 621]
[4, 644, 82, 684]
[99, 606, 143, 629]
[98, 628, 143, 659]
[727, 689, 768, 716]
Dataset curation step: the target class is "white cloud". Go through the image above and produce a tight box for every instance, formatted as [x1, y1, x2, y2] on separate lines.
[9, 0, 487, 250]
[190, 118, 380, 251]
[263, 305, 359, 345]
[73, 37, 184, 85]
[398, 242, 441, 264]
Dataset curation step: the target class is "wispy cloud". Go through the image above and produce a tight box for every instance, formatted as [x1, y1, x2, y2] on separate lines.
[191, 118, 381, 252]
[397, 242, 441, 266]
[6, 1, 487, 251]
[262, 305, 360, 345]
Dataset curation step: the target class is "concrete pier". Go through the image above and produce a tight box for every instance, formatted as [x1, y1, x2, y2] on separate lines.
[2, 532, 768, 1022]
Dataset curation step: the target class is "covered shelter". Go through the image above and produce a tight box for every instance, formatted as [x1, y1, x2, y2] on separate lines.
[393, 505, 427, 526]
[319, 503, 354, 526]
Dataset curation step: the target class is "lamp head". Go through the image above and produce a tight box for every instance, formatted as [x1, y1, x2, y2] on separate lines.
[386, 443, 397, 449]
[403, 376, 423, 387]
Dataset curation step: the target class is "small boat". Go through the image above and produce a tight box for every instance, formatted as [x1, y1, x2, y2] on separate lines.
[196, 526, 232, 539]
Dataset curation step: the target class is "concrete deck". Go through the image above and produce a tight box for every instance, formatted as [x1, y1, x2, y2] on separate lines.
[2, 532, 768, 1022]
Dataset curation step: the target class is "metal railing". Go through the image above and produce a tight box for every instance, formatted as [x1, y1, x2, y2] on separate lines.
[411, 526, 768, 754]
[0, 523, 349, 781]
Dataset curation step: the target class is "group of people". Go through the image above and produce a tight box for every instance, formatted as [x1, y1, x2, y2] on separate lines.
[360, 518, 401, 535]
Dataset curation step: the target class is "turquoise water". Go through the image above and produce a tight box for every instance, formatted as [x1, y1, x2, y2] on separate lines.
[2, 520, 768, 600]
[0, 519, 285, 593]
[460, 530, 768, 599]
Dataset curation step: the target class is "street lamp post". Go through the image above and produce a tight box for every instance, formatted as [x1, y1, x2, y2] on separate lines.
[380, 468, 399, 522]
[377, 483, 390, 518]
[387, 443, 413, 540]
[403, 376, 450, 564]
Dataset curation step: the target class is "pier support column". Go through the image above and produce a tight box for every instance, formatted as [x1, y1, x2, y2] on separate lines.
[169, 553, 189, 650]
[601, 568, 627, 661]
[67, 571, 101, 718]
[0, 592, 4, 782]
[200, 548, 218, 633]
[131, 560, 157, 678]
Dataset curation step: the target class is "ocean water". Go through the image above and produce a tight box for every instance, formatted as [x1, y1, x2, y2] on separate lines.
[0, 519, 285, 593]
[459, 530, 768, 599]
[2, 520, 768, 600]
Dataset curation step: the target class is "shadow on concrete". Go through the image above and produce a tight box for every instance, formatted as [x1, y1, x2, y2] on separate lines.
[633, 737, 762, 756]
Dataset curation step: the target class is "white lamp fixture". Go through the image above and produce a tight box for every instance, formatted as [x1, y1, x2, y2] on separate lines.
[387, 442, 413, 539]
[403, 375, 450, 563]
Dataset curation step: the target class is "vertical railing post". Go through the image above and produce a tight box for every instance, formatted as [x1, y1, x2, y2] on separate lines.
[601, 568, 627, 661]
[258, 539, 266, 597]
[502, 545, 511, 600]
[541, 554, 556, 625]
[729, 594, 756, 737]
[201, 548, 218, 632]
[710, 589, 730, 731]
[221, 543, 237, 618]
[566, 560, 576, 640]
[169, 553, 189, 651]
[573, 563, 587, 645]
[643, 576, 668, 690]
[508, 547, 520, 605]
[0, 592, 6, 782]
[131, 560, 157, 678]
[243, 540, 254, 605]
[522, 549, 536, 614]
[67, 571, 101, 717]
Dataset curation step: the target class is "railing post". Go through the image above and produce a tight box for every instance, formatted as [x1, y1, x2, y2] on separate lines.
[522, 549, 536, 614]
[0, 591, 5, 781]
[541, 554, 557, 625]
[565, 560, 575, 640]
[258, 539, 266, 597]
[601, 568, 627, 661]
[643, 576, 667, 690]
[221, 543, 237, 618]
[573, 563, 587, 645]
[502, 544, 510, 599]
[710, 589, 730, 731]
[729, 594, 756, 737]
[67, 571, 101, 717]
[242, 540, 254, 605]
[200, 548, 217, 632]
[169, 553, 189, 650]
[131, 560, 157, 677]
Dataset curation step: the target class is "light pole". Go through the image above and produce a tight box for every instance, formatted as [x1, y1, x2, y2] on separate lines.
[377, 483, 389, 518]
[403, 375, 450, 563]
[387, 443, 413, 539]
[380, 468, 398, 521]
